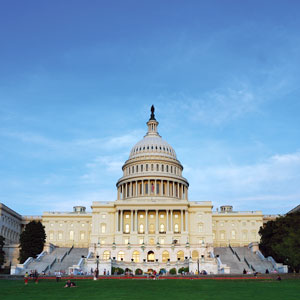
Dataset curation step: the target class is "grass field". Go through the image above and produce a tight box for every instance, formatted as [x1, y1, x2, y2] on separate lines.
[1, 278, 299, 300]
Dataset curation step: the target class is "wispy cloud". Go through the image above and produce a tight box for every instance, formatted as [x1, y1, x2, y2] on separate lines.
[187, 151, 300, 213]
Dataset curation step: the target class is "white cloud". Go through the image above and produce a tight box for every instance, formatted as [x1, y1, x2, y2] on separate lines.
[187, 151, 300, 213]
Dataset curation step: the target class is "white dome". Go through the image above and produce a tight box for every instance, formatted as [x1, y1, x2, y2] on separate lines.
[129, 135, 177, 159]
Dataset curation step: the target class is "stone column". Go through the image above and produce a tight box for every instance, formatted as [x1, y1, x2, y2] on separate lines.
[115, 210, 119, 233]
[131, 210, 133, 232]
[135, 209, 138, 232]
[171, 210, 173, 233]
[172, 182, 175, 197]
[156, 210, 159, 233]
[120, 210, 123, 233]
[136, 181, 138, 196]
[185, 210, 188, 232]
[166, 209, 169, 231]
[181, 210, 184, 233]
[145, 210, 148, 234]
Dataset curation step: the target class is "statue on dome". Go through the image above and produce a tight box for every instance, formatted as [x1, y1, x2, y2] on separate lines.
[150, 105, 156, 120]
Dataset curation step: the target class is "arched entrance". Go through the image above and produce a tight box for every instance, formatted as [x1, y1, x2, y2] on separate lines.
[147, 251, 155, 262]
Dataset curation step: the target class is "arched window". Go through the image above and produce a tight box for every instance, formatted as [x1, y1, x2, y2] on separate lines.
[101, 224, 106, 234]
[147, 251, 155, 262]
[177, 250, 184, 261]
[117, 251, 125, 261]
[125, 224, 130, 233]
[192, 250, 199, 260]
[174, 223, 179, 233]
[69, 230, 74, 240]
[132, 251, 140, 262]
[162, 251, 169, 262]
[139, 224, 144, 233]
[160, 224, 165, 233]
[149, 224, 155, 234]
[102, 250, 110, 261]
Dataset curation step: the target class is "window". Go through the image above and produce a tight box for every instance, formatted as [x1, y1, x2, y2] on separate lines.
[220, 232, 225, 240]
[58, 232, 63, 240]
[175, 214, 178, 219]
[151, 164, 154, 171]
[50, 223, 54, 227]
[166, 165, 169, 172]
[49, 232, 54, 240]
[100, 239, 105, 245]
[132, 166, 134, 173]
[160, 214, 164, 219]
[101, 224, 106, 234]
[81, 223, 85, 227]
[198, 224, 203, 233]
[69, 231, 74, 240]
[102, 214, 106, 219]
[212, 231, 216, 239]
[146, 164, 148, 171]
[140, 214, 144, 219]
[160, 238, 165, 244]
[139, 238, 144, 244]
[162, 251, 169, 262]
[117, 251, 125, 261]
[192, 250, 199, 260]
[59, 223, 63, 227]
[156, 183, 159, 194]
[177, 250, 184, 261]
[132, 251, 140, 262]
[103, 251, 110, 261]
[125, 214, 129, 219]
[141, 165, 143, 172]
[150, 214, 154, 219]
[125, 224, 130, 233]
[80, 232, 85, 240]
[145, 183, 148, 194]
[136, 165, 138, 172]
[242, 231, 247, 240]
[160, 224, 165, 232]
[156, 164, 159, 171]
[149, 224, 155, 233]
[162, 165, 164, 172]
[231, 230, 236, 240]
[139, 224, 144, 233]
[124, 238, 129, 244]
[171, 166, 173, 173]
[174, 224, 179, 233]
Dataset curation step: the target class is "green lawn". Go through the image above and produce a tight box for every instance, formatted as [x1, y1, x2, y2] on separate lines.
[1, 279, 299, 300]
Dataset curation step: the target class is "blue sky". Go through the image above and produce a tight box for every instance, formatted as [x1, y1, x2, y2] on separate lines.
[1, 0, 300, 215]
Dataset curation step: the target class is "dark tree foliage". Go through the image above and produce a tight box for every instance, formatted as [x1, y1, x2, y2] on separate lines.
[259, 212, 300, 272]
[19, 221, 46, 263]
[0, 235, 5, 268]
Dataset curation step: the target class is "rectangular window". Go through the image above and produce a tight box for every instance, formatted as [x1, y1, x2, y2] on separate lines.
[156, 183, 159, 194]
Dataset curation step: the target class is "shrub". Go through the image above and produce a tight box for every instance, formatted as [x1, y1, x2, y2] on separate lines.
[135, 268, 143, 275]
[169, 268, 177, 275]
[178, 267, 185, 274]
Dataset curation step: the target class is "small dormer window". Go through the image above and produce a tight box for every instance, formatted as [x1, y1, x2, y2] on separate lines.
[151, 146, 153, 149]
[159, 146, 161, 150]
[147, 146, 149, 149]
[163, 147, 165, 151]
[155, 146, 158, 149]
[140, 147, 141, 151]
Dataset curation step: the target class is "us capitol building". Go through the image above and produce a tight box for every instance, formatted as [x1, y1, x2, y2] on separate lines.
[4, 106, 276, 274]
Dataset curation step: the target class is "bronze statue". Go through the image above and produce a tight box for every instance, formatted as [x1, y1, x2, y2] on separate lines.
[150, 105, 155, 120]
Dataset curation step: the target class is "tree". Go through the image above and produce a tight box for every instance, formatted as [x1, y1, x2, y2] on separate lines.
[0, 236, 5, 269]
[259, 212, 300, 272]
[19, 221, 46, 263]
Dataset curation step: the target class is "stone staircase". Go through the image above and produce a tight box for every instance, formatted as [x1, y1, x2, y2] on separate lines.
[214, 247, 249, 274]
[50, 248, 88, 273]
[233, 247, 274, 273]
[20, 247, 69, 275]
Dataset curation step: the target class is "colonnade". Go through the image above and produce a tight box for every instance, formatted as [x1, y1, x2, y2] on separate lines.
[117, 179, 188, 200]
[115, 209, 189, 234]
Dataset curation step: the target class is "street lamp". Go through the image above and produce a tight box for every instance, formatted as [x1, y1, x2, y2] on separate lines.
[96, 255, 99, 279]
